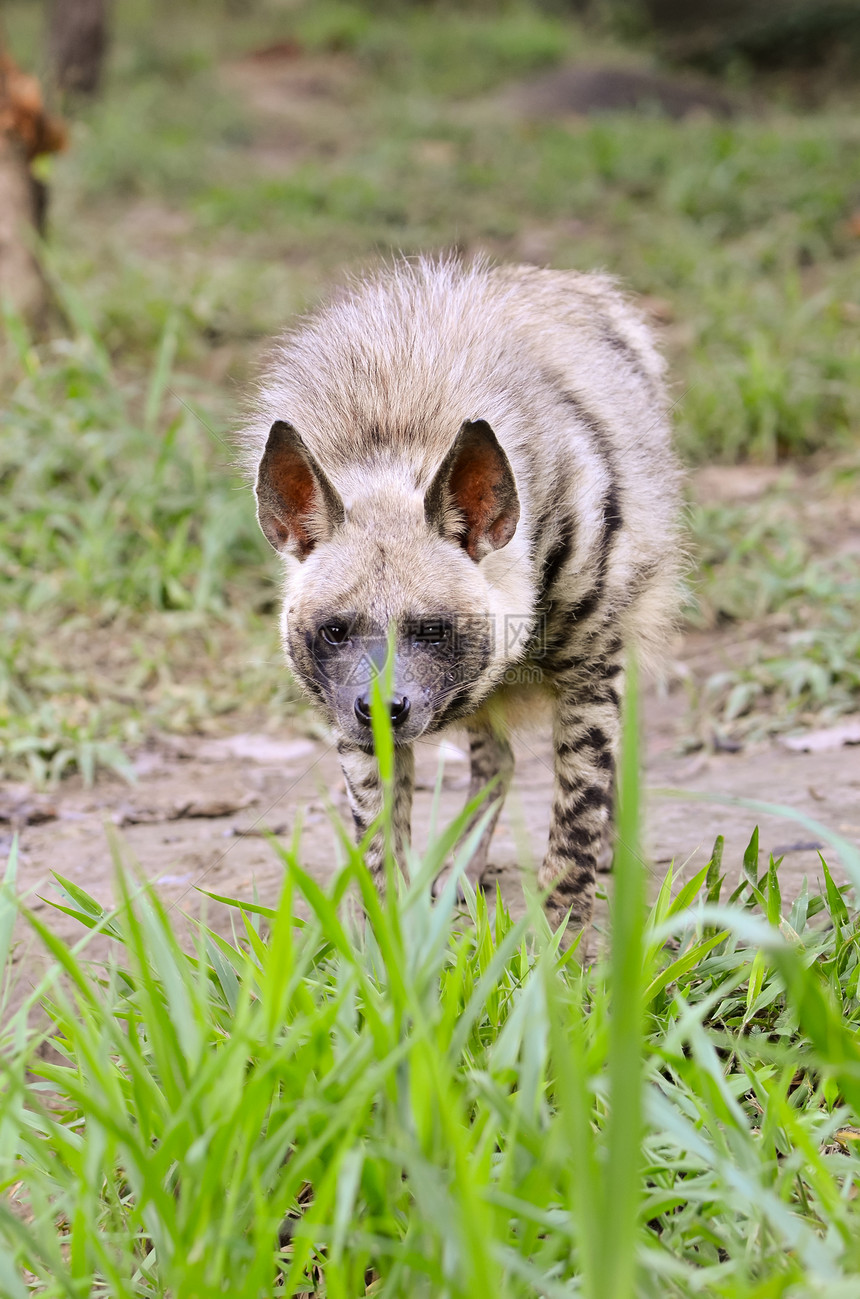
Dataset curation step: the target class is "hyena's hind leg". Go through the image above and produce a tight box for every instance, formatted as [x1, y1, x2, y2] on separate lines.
[432, 724, 514, 899]
[538, 656, 624, 932]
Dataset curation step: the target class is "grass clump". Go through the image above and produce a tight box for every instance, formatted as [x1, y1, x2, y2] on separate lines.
[2, 711, 860, 1296]
[688, 487, 860, 738]
[344, 7, 573, 97]
[1, 306, 262, 617]
[0, 303, 286, 783]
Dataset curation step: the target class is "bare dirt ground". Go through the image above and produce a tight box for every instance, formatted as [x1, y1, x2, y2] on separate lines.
[4, 657, 859, 974]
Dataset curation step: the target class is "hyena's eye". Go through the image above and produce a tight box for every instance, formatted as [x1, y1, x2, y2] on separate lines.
[320, 619, 350, 646]
[410, 618, 452, 646]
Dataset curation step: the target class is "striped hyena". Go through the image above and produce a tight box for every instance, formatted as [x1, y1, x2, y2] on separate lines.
[244, 257, 681, 930]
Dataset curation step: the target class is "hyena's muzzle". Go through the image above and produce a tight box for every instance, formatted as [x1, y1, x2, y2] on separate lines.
[290, 619, 492, 750]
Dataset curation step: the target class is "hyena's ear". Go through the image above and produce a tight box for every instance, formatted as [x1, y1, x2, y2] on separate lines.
[424, 419, 520, 562]
[255, 421, 345, 560]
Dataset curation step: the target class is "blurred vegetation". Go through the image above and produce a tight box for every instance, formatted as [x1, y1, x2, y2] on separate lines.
[1, 0, 859, 778]
[689, 491, 860, 742]
[628, 0, 860, 72]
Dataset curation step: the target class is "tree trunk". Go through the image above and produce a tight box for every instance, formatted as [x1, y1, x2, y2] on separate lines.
[0, 50, 67, 328]
[48, 0, 109, 97]
[0, 134, 46, 326]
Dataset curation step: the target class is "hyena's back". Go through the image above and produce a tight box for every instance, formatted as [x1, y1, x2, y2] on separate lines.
[249, 257, 681, 669]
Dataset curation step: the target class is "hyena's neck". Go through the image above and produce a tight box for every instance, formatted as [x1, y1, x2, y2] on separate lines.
[480, 539, 538, 667]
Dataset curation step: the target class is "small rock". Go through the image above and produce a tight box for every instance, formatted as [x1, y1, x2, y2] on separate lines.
[781, 720, 860, 753]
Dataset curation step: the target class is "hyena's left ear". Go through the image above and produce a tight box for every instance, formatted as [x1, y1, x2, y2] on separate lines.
[255, 420, 345, 560]
[424, 419, 520, 562]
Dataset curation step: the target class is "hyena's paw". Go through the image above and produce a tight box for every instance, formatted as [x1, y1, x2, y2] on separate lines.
[431, 863, 492, 904]
[544, 896, 593, 932]
[544, 896, 594, 958]
[540, 859, 596, 942]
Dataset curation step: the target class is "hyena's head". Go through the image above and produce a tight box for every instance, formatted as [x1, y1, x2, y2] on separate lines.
[254, 418, 520, 748]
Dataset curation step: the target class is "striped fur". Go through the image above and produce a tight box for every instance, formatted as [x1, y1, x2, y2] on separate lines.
[242, 256, 682, 930]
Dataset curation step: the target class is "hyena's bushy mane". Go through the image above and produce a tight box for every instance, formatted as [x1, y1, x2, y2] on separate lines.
[238, 253, 671, 483]
[237, 253, 548, 484]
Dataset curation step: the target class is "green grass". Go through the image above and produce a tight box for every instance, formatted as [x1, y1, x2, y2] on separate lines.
[0, 295, 291, 782]
[3, 699, 860, 1297]
[687, 486, 860, 737]
[1, 303, 264, 616]
[292, 3, 576, 96]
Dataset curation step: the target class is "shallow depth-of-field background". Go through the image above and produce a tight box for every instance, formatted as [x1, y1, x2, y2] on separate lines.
[3, 0, 860, 781]
[2, 1, 860, 1295]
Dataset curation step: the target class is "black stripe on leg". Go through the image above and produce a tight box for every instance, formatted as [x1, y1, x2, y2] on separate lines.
[550, 855, 598, 899]
[556, 782, 613, 818]
[551, 820, 604, 853]
[581, 725, 611, 751]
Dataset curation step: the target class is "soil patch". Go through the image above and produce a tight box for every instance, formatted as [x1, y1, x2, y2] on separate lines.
[508, 63, 738, 121]
[220, 50, 360, 172]
[6, 659, 859, 995]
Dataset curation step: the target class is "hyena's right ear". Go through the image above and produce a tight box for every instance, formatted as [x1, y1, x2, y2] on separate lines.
[255, 421, 345, 560]
[424, 419, 520, 562]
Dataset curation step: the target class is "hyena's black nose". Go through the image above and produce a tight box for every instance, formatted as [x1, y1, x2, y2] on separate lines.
[354, 695, 411, 728]
[389, 695, 410, 727]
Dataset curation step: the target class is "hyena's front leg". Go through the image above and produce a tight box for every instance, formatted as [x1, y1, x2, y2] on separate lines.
[432, 724, 514, 898]
[538, 662, 624, 931]
[338, 739, 414, 890]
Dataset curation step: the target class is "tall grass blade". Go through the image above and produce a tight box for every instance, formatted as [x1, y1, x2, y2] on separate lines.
[598, 657, 646, 1299]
